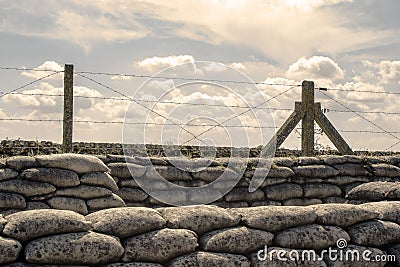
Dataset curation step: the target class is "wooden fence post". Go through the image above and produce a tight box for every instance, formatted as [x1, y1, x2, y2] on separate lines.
[265, 79, 354, 156]
[62, 64, 73, 153]
[301, 80, 315, 156]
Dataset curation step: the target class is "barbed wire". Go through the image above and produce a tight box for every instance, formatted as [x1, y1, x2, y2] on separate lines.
[1, 65, 399, 96]
[75, 72, 241, 146]
[317, 90, 400, 151]
[0, 72, 62, 98]
[316, 87, 400, 96]
[181, 85, 298, 145]
[0, 118, 278, 129]
[75, 70, 301, 87]
[4, 116, 400, 136]
[0, 67, 63, 72]
[2, 92, 294, 111]
[6, 92, 400, 116]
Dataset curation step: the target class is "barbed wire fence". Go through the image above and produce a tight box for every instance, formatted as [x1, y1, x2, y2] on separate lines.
[0, 64, 399, 156]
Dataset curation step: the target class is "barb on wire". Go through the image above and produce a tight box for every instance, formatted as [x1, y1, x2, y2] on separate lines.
[76, 70, 301, 87]
[317, 90, 400, 151]
[181, 85, 298, 145]
[0, 72, 62, 98]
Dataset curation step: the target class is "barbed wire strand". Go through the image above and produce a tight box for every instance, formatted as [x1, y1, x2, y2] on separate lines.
[1, 66, 398, 96]
[75, 70, 301, 87]
[0, 118, 279, 129]
[0, 72, 62, 98]
[2, 92, 294, 111]
[4, 117, 400, 134]
[6, 92, 400, 116]
[75, 72, 213, 146]
[0, 67, 63, 72]
[316, 87, 400, 96]
[317, 90, 400, 151]
[181, 85, 298, 145]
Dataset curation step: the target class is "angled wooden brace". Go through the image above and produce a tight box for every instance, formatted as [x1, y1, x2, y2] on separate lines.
[314, 102, 354, 155]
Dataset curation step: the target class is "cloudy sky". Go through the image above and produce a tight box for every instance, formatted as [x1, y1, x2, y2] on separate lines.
[0, 0, 399, 151]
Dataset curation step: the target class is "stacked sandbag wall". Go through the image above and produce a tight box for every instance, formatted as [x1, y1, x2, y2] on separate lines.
[0, 154, 125, 215]
[0, 204, 399, 266]
[2, 154, 400, 213]
[102, 155, 400, 208]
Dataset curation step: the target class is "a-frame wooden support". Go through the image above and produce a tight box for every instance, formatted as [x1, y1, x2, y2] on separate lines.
[266, 80, 354, 156]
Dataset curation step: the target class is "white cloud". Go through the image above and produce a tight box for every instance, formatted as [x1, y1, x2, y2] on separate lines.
[230, 63, 246, 70]
[54, 10, 148, 52]
[282, 0, 354, 11]
[362, 60, 400, 84]
[287, 56, 344, 81]
[21, 61, 64, 80]
[111, 75, 132, 81]
[1, 1, 391, 63]
[74, 86, 102, 98]
[138, 55, 195, 72]
[203, 62, 228, 72]
[148, 80, 175, 91]
[3, 82, 62, 108]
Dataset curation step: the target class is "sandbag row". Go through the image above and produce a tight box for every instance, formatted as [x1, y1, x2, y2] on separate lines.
[2, 154, 400, 212]
[103, 155, 400, 208]
[346, 181, 400, 204]
[0, 154, 125, 215]
[0, 203, 399, 266]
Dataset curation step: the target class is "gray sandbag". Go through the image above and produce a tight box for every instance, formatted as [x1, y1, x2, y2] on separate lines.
[21, 168, 80, 187]
[264, 183, 302, 201]
[313, 203, 380, 227]
[6, 156, 38, 171]
[108, 162, 146, 179]
[302, 183, 342, 198]
[3, 209, 92, 242]
[122, 228, 198, 263]
[0, 168, 18, 181]
[25, 232, 123, 265]
[292, 165, 339, 178]
[80, 172, 118, 191]
[87, 194, 126, 211]
[230, 206, 316, 232]
[157, 205, 240, 235]
[36, 153, 110, 174]
[0, 179, 56, 198]
[86, 207, 165, 238]
[47, 197, 88, 215]
[347, 219, 400, 247]
[0, 193, 26, 209]
[55, 185, 112, 200]
[345, 182, 396, 201]
[274, 224, 350, 250]
[0, 236, 22, 265]
[199, 226, 273, 254]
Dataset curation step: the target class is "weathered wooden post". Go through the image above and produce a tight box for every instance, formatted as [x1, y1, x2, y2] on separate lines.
[265, 80, 354, 156]
[302, 80, 315, 156]
[62, 64, 73, 153]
